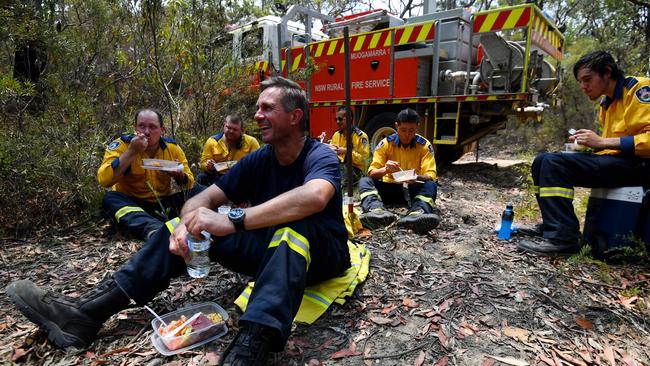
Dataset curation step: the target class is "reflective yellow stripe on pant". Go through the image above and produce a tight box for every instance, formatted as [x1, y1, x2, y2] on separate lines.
[235, 240, 371, 324]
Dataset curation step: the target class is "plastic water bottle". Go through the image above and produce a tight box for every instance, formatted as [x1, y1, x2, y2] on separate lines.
[498, 202, 515, 240]
[187, 233, 211, 278]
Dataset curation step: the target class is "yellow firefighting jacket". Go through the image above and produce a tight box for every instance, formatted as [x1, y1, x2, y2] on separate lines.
[199, 133, 260, 172]
[97, 135, 194, 202]
[369, 133, 437, 183]
[598, 76, 650, 158]
[330, 126, 370, 171]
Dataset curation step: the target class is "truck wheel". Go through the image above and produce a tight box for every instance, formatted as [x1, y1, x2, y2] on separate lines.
[435, 145, 466, 164]
[365, 112, 398, 150]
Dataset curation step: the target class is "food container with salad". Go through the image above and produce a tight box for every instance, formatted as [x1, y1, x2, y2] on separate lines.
[150, 302, 229, 355]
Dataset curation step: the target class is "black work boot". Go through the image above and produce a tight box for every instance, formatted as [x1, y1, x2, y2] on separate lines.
[220, 322, 276, 366]
[359, 208, 397, 230]
[6, 278, 131, 350]
[396, 209, 441, 234]
[518, 222, 544, 237]
[517, 238, 579, 257]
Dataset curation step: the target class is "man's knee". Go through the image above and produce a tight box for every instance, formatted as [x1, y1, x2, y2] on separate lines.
[358, 176, 375, 192]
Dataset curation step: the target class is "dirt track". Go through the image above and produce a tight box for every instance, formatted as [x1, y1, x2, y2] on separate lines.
[1, 154, 649, 365]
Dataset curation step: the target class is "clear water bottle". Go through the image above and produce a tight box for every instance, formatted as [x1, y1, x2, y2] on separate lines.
[187, 232, 211, 278]
[497, 202, 515, 240]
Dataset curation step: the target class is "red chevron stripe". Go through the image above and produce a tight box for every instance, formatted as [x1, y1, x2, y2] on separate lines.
[492, 10, 511, 30]
[378, 30, 389, 46]
[408, 25, 421, 43]
[394, 28, 404, 43]
[473, 14, 486, 32]
[515, 7, 531, 27]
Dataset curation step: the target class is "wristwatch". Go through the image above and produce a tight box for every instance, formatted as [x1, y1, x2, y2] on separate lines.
[228, 207, 246, 232]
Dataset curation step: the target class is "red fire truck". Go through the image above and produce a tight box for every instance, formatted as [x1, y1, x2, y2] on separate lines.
[228, 3, 564, 161]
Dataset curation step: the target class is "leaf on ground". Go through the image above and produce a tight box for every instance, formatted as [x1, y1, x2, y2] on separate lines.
[330, 347, 361, 359]
[433, 355, 448, 366]
[552, 347, 587, 366]
[316, 337, 338, 351]
[415, 350, 426, 366]
[438, 328, 449, 348]
[513, 291, 526, 302]
[603, 346, 616, 366]
[575, 316, 593, 330]
[11, 347, 31, 361]
[204, 351, 220, 366]
[587, 338, 603, 351]
[438, 298, 453, 313]
[537, 353, 555, 366]
[480, 358, 496, 366]
[502, 327, 530, 342]
[485, 355, 529, 366]
[307, 359, 322, 366]
[403, 297, 419, 308]
[617, 295, 638, 310]
[369, 315, 393, 325]
[381, 304, 397, 315]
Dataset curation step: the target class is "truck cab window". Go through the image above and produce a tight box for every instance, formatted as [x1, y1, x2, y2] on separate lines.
[242, 28, 263, 59]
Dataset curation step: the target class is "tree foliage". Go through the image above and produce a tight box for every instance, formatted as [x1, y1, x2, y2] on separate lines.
[0, 0, 647, 234]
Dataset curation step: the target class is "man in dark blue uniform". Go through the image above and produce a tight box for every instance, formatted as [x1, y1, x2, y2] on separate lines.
[6, 77, 351, 365]
[518, 51, 650, 256]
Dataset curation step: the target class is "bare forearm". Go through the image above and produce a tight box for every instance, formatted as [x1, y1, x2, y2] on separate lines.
[244, 180, 332, 230]
[369, 167, 387, 179]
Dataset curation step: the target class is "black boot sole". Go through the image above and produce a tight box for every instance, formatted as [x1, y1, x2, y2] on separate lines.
[6, 283, 90, 350]
[396, 217, 440, 234]
[360, 216, 396, 230]
[516, 244, 579, 258]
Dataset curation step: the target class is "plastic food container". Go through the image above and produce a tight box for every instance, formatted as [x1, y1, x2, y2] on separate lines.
[150, 302, 229, 355]
[215, 160, 237, 173]
[392, 169, 416, 182]
[563, 142, 588, 153]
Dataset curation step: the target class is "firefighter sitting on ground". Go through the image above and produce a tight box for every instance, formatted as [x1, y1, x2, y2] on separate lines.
[7, 77, 359, 366]
[518, 51, 650, 256]
[97, 108, 200, 241]
[326, 106, 370, 187]
[358, 108, 441, 234]
[197, 114, 260, 186]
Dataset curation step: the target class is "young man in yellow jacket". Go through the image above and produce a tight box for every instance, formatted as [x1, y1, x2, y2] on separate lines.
[519, 51, 650, 256]
[97, 109, 198, 240]
[359, 108, 440, 234]
[328, 106, 370, 187]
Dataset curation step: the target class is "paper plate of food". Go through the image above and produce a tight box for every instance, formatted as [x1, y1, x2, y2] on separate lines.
[392, 169, 417, 183]
[142, 159, 183, 172]
[150, 302, 229, 355]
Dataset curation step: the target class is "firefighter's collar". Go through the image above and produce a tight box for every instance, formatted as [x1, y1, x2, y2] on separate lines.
[390, 134, 416, 148]
[601, 77, 625, 110]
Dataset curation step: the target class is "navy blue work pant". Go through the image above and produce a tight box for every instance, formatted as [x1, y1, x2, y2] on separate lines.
[113, 216, 351, 349]
[358, 176, 437, 213]
[339, 163, 363, 191]
[531, 152, 650, 244]
[102, 186, 205, 240]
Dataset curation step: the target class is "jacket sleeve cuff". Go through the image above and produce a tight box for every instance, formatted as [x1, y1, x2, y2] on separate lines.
[620, 136, 635, 156]
[111, 158, 130, 175]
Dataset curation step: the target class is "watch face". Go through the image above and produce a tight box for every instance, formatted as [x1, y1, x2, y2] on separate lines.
[228, 207, 245, 220]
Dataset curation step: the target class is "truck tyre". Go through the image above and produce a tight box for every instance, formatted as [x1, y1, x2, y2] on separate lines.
[365, 112, 398, 150]
[435, 145, 466, 165]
